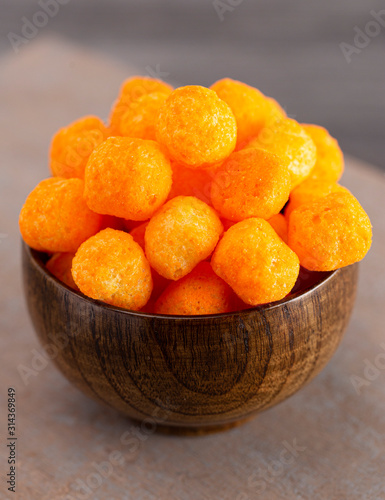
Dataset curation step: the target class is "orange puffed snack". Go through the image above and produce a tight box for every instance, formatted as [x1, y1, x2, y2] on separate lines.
[288, 191, 372, 271]
[46, 253, 79, 290]
[211, 218, 300, 305]
[167, 162, 214, 204]
[50, 116, 109, 179]
[19, 178, 102, 253]
[268, 214, 288, 243]
[145, 196, 223, 280]
[120, 92, 169, 141]
[84, 137, 172, 220]
[285, 179, 348, 221]
[156, 85, 237, 169]
[154, 262, 233, 315]
[302, 124, 344, 182]
[130, 222, 170, 300]
[72, 229, 153, 310]
[109, 77, 173, 135]
[210, 148, 291, 221]
[210, 78, 286, 148]
[248, 118, 317, 189]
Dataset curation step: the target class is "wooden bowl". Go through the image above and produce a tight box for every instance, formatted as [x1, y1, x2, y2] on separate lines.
[22, 243, 358, 434]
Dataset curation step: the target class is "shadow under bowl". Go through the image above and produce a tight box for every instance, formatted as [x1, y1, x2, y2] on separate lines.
[22, 243, 358, 435]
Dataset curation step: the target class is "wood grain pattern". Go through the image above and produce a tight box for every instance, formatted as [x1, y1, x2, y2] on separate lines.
[22, 243, 358, 434]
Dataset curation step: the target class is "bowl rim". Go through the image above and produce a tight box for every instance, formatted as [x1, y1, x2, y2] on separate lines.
[24, 242, 340, 321]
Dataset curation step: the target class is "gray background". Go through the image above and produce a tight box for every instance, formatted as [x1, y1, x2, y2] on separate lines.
[1, 0, 384, 171]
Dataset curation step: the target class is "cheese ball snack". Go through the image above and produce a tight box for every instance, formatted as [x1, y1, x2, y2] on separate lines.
[50, 116, 109, 179]
[72, 228, 153, 310]
[145, 196, 223, 280]
[210, 78, 286, 148]
[20, 75, 373, 317]
[210, 148, 291, 221]
[268, 214, 288, 243]
[302, 124, 344, 182]
[167, 162, 214, 204]
[156, 85, 237, 169]
[248, 118, 317, 189]
[288, 191, 372, 271]
[46, 252, 79, 290]
[154, 262, 233, 315]
[109, 76, 173, 135]
[129, 222, 170, 299]
[211, 218, 300, 305]
[285, 179, 349, 221]
[84, 137, 172, 221]
[120, 92, 169, 141]
[19, 178, 102, 253]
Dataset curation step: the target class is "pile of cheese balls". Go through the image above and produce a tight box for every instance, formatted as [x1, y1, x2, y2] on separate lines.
[19, 77, 372, 315]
